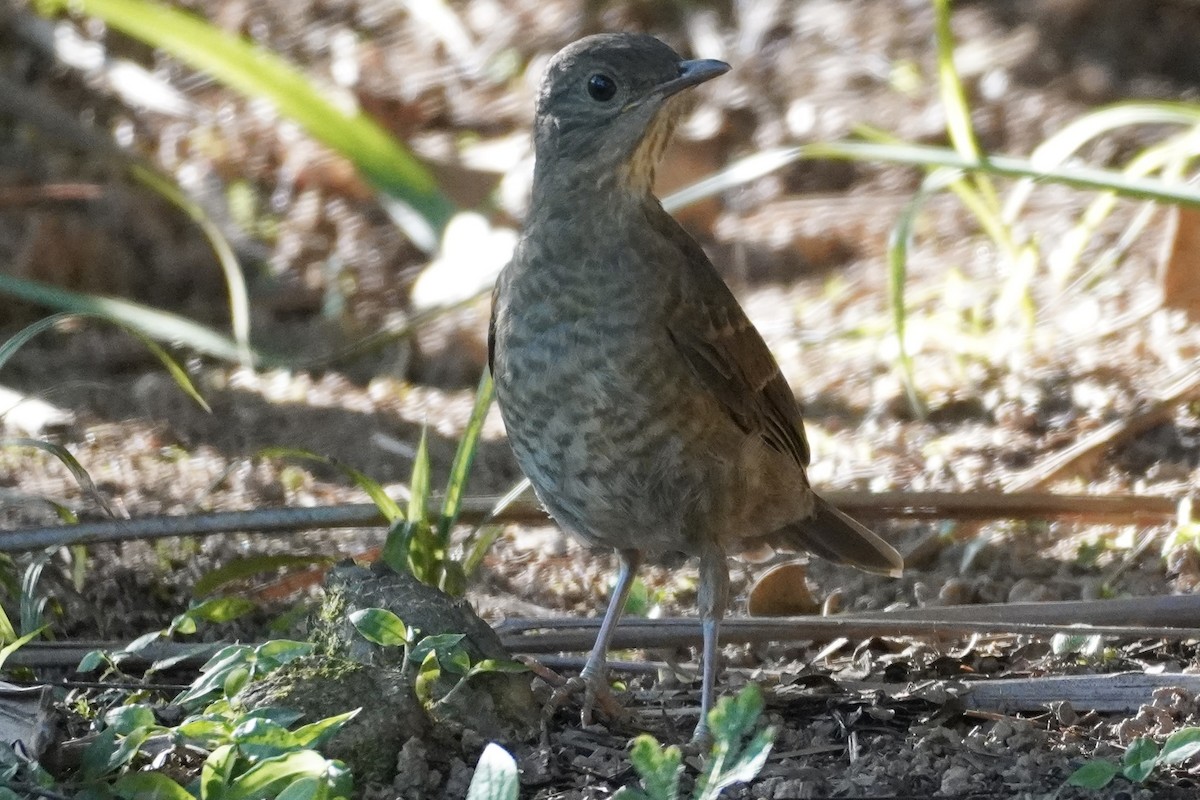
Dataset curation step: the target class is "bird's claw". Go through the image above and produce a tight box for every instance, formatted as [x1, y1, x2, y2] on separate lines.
[543, 672, 630, 727]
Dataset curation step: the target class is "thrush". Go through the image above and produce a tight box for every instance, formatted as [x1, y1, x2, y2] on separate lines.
[489, 32, 903, 739]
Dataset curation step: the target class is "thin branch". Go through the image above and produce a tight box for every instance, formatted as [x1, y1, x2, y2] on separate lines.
[1005, 366, 1200, 492]
[0, 491, 1184, 552]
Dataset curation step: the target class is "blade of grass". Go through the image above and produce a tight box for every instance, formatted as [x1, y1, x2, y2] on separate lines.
[437, 371, 494, 547]
[802, 141, 1200, 206]
[1004, 101, 1200, 222]
[258, 448, 404, 523]
[130, 165, 253, 366]
[1050, 127, 1200, 285]
[3, 438, 115, 519]
[665, 139, 1200, 225]
[38, 0, 455, 250]
[0, 277, 272, 366]
[932, 0, 1000, 213]
[0, 312, 210, 412]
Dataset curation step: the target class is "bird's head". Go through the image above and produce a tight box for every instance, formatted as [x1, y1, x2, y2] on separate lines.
[532, 33, 729, 194]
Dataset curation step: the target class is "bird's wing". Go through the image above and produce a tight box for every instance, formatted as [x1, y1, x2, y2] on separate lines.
[487, 279, 499, 376]
[664, 228, 811, 468]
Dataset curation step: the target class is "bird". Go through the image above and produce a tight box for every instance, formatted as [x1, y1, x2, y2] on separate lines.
[488, 32, 903, 740]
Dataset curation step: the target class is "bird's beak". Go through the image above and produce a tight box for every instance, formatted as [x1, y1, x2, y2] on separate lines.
[622, 58, 730, 113]
[652, 58, 731, 99]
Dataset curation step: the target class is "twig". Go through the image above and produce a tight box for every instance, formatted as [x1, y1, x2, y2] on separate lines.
[15, 596, 1200, 671]
[0, 491, 1184, 552]
[1004, 366, 1200, 492]
[957, 671, 1200, 713]
[497, 595, 1200, 651]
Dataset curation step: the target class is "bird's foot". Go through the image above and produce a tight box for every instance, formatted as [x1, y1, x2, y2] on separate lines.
[685, 721, 712, 754]
[544, 671, 630, 727]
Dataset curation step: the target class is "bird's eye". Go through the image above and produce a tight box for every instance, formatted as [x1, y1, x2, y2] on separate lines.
[587, 73, 617, 102]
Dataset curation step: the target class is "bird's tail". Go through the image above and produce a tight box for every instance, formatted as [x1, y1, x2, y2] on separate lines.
[778, 494, 903, 577]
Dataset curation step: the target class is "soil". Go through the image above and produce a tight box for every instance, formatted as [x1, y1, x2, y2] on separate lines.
[3, 0, 1200, 798]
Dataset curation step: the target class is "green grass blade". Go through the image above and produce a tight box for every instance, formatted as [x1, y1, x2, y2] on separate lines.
[0, 312, 210, 412]
[0, 627, 47, 671]
[932, 0, 1001, 212]
[886, 182, 941, 419]
[407, 428, 431, 529]
[259, 447, 404, 522]
[437, 371, 494, 547]
[0, 275, 271, 366]
[1005, 102, 1200, 222]
[801, 141, 1200, 206]
[3, 437, 115, 519]
[38, 0, 455, 250]
[130, 165, 253, 366]
[667, 139, 1200, 225]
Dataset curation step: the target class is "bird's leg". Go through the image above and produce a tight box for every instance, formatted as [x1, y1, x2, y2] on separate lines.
[694, 542, 730, 743]
[571, 548, 642, 724]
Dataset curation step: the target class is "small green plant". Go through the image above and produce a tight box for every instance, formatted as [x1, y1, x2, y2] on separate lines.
[465, 742, 520, 800]
[350, 607, 524, 712]
[615, 685, 776, 800]
[61, 638, 354, 798]
[1162, 496, 1200, 560]
[457, 685, 775, 800]
[1069, 728, 1200, 790]
[380, 371, 495, 595]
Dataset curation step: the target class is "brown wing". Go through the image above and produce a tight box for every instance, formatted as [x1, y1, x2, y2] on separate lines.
[664, 225, 811, 468]
[487, 279, 499, 376]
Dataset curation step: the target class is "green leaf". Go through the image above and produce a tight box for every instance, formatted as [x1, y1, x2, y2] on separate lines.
[719, 728, 775, 787]
[696, 685, 775, 800]
[626, 735, 681, 800]
[407, 428, 432, 530]
[224, 665, 251, 698]
[0, 626, 45, 672]
[274, 778, 323, 800]
[201, 743, 239, 800]
[438, 372, 493, 547]
[410, 633, 466, 665]
[105, 704, 157, 736]
[113, 772, 195, 800]
[231, 717, 300, 762]
[465, 742, 519, 800]
[414, 650, 441, 707]
[170, 597, 258, 635]
[444, 646, 471, 676]
[107, 726, 153, 773]
[79, 726, 119, 780]
[177, 717, 233, 747]
[36, 0, 455, 250]
[349, 608, 411, 647]
[1067, 759, 1120, 789]
[224, 749, 343, 800]
[468, 659, 528, 677]
[244, 707, 305, 728]
[252, 639, 314, 674]
[291, 709, 360, 750]
[77, 649, 110, 673]
[1122, 737, 1160, 783]
[1158, 727, 1200, 766]
[709, 683, 764, 742]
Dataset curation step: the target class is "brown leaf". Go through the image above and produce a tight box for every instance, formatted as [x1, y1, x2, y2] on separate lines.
[747, 561, 820, 616]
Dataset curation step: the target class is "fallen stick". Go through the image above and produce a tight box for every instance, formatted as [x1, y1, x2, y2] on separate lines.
[0, 491, 1182, 551]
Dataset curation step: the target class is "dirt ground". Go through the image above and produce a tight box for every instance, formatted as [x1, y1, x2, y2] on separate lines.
[3, 0, 1200, 797]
